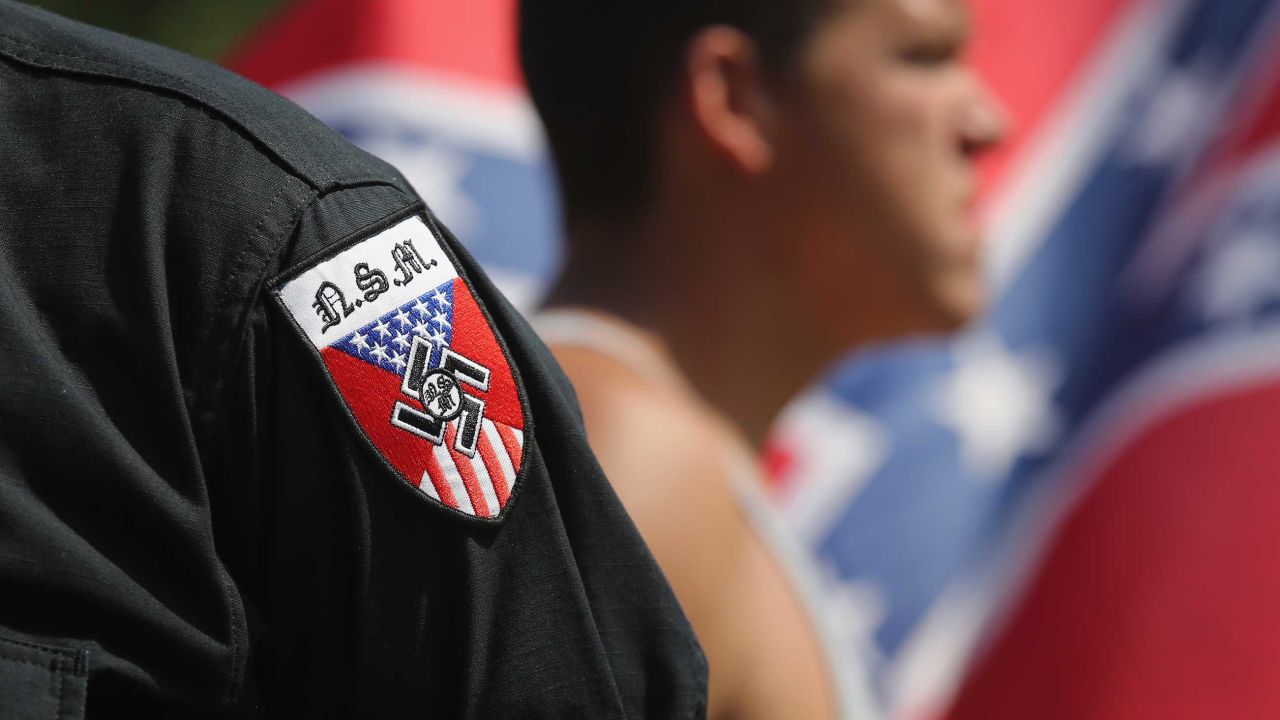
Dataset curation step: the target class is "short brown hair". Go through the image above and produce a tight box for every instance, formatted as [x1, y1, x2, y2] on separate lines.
[519, 0, 834, 221]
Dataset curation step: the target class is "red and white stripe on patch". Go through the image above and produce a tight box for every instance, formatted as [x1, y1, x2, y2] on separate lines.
[272, 214, 526, 521]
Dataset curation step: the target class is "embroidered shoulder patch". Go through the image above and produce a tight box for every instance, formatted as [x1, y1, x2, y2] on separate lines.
[272, 213, 527, 522]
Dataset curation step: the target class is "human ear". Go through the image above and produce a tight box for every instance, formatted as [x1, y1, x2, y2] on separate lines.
[681, 26, 776, 175]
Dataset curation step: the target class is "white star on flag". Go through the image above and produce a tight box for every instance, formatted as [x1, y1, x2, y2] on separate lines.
[412, 319, 431, 338]
[373, 319, 392, 339]
[432, 289, 451, 308]
[350, 331, 371, 353]
[432, 312, 451, 329]
[412, 298, 432, 317]
[932, 332, 1062, 482]
[370, 343, 390, 363]
[394, 309, 413, 329]
[1189, 228, 1280, 323]
[389, 351, 407, 371]
[1126, 61, 1217, 167]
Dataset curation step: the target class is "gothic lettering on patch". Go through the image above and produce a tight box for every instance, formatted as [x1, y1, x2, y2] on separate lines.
[313, 281, 355, 334]
[308, 241, 441, 334]
[391, 336, 491, 457]
[391, 240, 436, 287]
[354, 262, 390, 302]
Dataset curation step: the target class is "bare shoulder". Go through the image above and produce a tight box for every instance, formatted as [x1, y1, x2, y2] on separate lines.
[549, 343, 745, 530]
[550, 344, 836, 719]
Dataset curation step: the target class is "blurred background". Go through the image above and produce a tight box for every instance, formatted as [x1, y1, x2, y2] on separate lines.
[33, 0, 1280, 717]
[26, 0, 282, 59]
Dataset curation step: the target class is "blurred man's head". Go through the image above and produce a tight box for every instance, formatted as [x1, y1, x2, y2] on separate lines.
[521, 0, 1005, 343]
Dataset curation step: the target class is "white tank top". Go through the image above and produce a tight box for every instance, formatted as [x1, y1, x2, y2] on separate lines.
[533, 307, 881, 720]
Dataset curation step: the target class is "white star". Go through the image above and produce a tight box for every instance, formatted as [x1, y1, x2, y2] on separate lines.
[1189, 229, 1280, 323]
[370, 343, 390, 363]
[412, 319, 431, 338]
[392, 331, 412, 351]
[431, 289, 451, 308]
[932, 332, 1061, 482]
[372, 319, 392, 339]
[1126, 61, 1215, 167]
[349, 331, 371, 353]
[388, 351, 407, 371]
[431, 311, 451, 329]
[428, 329, 447, 346]
[393, 309, 413, 329]
[412, 298, 432, 317]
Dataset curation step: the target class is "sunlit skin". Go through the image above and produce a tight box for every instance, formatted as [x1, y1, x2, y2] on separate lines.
[772, 0, 1005, 339]
[543, 0, 1005, 718]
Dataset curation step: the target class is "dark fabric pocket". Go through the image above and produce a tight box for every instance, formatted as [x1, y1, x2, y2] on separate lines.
[0, 635, 87, 720]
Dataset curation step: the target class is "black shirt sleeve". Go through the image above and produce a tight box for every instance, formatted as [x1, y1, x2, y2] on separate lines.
[0, 2, 706, 717]
[217, 186, 709, 718]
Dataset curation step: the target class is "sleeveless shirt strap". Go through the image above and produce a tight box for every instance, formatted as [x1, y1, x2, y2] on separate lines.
[531, 308, 686, 390]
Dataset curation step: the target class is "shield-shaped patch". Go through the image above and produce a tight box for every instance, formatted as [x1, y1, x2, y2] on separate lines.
[271, 211, 528, 522]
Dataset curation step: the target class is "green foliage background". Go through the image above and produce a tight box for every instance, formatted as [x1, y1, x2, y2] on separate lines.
[25, 0, 289, 61]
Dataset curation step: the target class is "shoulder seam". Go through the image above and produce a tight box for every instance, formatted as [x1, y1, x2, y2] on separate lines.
[0, 31, 388, 192]
[203, 179, 414, 704]
[207, 178, 318, 711]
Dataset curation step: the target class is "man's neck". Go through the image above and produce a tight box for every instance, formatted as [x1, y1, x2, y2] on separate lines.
[547, 210, 837, 449]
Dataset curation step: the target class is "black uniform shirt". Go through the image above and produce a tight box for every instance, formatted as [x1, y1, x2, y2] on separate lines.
[0, 2, 707, 717]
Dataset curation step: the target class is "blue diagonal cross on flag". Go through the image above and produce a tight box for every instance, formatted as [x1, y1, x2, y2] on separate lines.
[769, 0, 1280, 716]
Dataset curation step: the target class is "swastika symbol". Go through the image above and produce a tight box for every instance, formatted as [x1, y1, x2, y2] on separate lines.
[390, 336, 491, 457]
